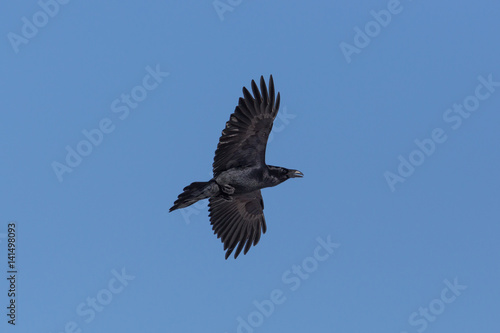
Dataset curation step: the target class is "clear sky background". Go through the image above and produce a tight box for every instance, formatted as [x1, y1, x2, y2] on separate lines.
[1, 1, 499, 332]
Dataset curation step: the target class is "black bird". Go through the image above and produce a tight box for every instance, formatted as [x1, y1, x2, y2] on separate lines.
[170, 76, 303, 259]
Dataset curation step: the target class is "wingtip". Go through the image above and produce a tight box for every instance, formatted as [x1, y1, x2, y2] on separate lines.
[251, 79, 262, 103]
[242, 86, 252, 100]
[225, 247, 235, 259]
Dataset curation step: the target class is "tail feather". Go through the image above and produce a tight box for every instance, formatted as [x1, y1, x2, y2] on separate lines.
[169, 181, 219, 212]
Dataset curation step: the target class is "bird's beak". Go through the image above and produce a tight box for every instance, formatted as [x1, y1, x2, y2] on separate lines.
[290, 170, 304, 178]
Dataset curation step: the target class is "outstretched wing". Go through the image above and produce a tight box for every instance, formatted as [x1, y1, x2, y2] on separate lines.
[213, 75, 280, 177]
[208, 190, 267, 259]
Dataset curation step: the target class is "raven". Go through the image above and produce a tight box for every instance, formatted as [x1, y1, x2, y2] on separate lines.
[170, 75, 303, 259]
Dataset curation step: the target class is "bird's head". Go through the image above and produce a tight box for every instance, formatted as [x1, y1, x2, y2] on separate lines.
[268, 166, 304, 184]
[286, 168, 304, 179]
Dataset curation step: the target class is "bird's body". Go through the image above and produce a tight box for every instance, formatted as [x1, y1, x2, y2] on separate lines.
[170, 76, 303, 259]
[215, 165, 290, 194]
[215, 166, 264, 194]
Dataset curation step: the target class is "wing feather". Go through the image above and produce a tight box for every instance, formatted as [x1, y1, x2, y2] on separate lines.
[212, 76, 280, 177]
[208, 190, 266, 259]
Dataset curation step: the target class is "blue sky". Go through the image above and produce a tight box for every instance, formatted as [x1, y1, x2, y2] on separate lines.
[1, 1, 499, 332]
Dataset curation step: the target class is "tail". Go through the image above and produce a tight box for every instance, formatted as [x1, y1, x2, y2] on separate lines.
[169, 181, 219, 212]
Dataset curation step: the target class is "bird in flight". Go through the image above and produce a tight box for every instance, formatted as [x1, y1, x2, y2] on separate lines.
[170, 75, 303, 259]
